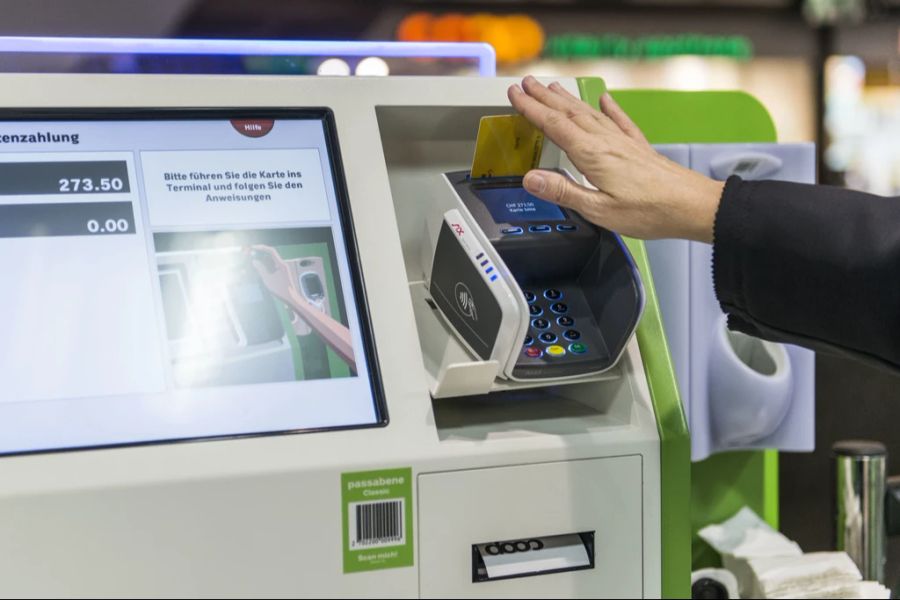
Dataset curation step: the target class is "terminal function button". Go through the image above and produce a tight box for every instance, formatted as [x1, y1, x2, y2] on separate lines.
[557, 224, 577, 232]
[546, 345, 566, 357]
[524, 290, 536, 303]
[524, 346, 543, 359]
[539, 332, 558, 344]
[532, 318, 550, 330]
[557, 315, 575, 327]
[528, 225, 552, 233]
[524, 335, 534, 346]
[569, 343, 587, 355]
[529, 304, 543, 317]
[563, 329, 581, 341]
[502, 226, 524, 235]
[550, 302, 568, 314]
[544, 288, 562, 301]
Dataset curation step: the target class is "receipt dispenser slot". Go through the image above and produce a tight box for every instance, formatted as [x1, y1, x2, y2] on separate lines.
[472, 532, 595, 583]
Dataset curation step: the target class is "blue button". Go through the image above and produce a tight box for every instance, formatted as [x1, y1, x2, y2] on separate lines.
[528, 225, 552, 233]
[557, 224, 577, 232]
[502, 226, 523, 235]
[544, 288, 563, 301]
[538, 332, 558, 344]
[531, 318, 550, 330]
[550, 302, 568, 314]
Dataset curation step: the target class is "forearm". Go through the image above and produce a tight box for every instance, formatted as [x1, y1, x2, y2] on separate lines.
[282, 288, 357, 370]
[713, 176, 900, 370]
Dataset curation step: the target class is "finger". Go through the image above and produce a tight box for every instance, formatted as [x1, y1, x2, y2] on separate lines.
[569, 112, 609, 135]
[547, 81, 581, 102]
[545, 81, 620, 132]
[508, 84, 589, 150]
[599, 93, 650, 146]
[522, 76, 590, 117]
[522, 169, 607, 214]
[522, 77, 615, 136]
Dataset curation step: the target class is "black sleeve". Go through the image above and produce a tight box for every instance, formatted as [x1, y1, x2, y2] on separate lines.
[713, 175, 900, 372]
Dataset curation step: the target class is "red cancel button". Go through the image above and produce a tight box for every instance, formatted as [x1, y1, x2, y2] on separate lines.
[230, 119, 275, 138]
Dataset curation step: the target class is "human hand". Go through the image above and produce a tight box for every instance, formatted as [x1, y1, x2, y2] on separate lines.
[247, 244, 295, 302]
[508, 76, 724, 243]
[249, 244, 357, 370]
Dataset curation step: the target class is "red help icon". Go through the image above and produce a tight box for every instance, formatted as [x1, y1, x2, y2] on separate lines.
[230, 119, 275, 138]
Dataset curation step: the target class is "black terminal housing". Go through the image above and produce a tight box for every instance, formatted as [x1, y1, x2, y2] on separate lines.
[446, 169, 644, 379]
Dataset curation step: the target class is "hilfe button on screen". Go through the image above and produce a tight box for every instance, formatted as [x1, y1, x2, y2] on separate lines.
[528, 225, 552, 233]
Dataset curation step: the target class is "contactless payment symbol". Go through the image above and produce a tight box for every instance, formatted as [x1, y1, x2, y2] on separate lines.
[230, 119, 275, 138]
[455, 282, 478, 321]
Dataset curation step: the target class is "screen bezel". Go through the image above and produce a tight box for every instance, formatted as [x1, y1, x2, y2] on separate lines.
[0, 107, 388, 457]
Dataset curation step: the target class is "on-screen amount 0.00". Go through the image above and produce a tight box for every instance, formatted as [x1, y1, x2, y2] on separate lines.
[87, 218, 130, 234]
[59, 177, 125, 193]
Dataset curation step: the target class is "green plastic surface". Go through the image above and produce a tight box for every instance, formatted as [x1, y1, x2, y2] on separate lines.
[577, 78, 780, 595]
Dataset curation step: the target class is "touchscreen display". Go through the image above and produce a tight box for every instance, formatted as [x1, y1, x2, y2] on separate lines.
[474, 186, 566, 223]
[0, 111, 384, 455]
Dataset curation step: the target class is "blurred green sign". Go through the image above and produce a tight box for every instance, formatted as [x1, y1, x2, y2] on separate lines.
[544, 34, 753, 60]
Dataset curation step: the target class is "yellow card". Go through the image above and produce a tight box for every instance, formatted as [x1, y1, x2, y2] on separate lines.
[470, 115, 544, 179]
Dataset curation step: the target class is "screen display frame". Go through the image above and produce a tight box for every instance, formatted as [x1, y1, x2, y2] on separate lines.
[0, 107, 388, 456]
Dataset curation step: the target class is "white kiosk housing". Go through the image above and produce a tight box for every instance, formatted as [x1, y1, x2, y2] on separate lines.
[0, 75, 664, 598]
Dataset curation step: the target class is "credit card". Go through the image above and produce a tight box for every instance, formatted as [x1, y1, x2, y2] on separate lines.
[470, 115, 544, 179]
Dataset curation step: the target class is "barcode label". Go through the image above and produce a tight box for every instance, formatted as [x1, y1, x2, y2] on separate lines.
[349, 499, 405, 549]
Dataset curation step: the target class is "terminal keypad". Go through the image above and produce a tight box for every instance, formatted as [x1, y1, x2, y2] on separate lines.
[522, 286, 591, 361]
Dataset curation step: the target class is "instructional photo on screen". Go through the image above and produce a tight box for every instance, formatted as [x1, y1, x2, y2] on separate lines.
[153, 227, 356, 389]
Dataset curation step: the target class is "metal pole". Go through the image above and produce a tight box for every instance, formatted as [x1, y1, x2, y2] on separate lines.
[833, 440, 887, 583]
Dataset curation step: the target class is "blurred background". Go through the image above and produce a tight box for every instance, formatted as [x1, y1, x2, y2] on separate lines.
[3, 0, 900, 583]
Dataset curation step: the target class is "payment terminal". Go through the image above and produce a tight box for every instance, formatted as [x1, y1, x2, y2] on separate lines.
[427, 169, 644, 381]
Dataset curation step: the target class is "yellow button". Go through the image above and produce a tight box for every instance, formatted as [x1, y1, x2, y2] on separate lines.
[546, 345, 566, 357]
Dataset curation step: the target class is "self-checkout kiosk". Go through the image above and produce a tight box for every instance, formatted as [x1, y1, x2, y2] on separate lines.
[0, 59, 813, 599]
[0, 74, 670, 599]
[646, 143, 816, 461]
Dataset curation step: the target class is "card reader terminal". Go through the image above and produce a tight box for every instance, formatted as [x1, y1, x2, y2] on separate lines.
[431, 170, 644, 381]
